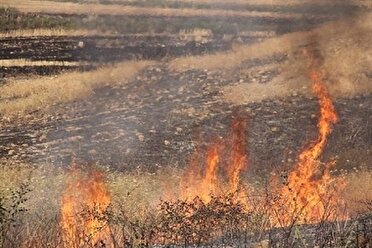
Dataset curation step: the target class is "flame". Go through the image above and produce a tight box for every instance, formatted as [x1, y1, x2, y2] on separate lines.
[278, 48, 345, 224]
[200, 144, 220, 200]
[179, 116, 248, 203]
[61, 170, 111, 247]
[227, 116, 247, 193]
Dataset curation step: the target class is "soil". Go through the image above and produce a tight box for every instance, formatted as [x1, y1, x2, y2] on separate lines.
[0, 35, 232, 77]
[0, 59, 371, 175]
[0, 6, 370, 176]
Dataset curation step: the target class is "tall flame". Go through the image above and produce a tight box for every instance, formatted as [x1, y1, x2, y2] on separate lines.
[279, 47, 344, 224]
[179, 116, 248, 203]
[61, 170, 111, 247]
[227, 116, 247, 193]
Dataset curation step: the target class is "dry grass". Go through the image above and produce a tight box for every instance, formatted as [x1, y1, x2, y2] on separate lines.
[342, 167, 372, 216]
[170, 14, 372, 72]
[1, 161, 369, 219]
[0, 159, 33, 197]
[0, 28, 107, 37]
[0, 59, 86, 67]
[209, 13, 372, 103]
[2, 0, 312, 18]
[0, 60, 154, 115]
[169, 30, 311, 72]
[0, 160, 370, 247]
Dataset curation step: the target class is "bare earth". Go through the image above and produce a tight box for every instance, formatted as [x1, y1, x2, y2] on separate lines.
[0, 1, 371, 176]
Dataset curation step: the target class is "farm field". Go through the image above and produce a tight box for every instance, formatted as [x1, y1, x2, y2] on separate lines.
[0, 1, 371, 247]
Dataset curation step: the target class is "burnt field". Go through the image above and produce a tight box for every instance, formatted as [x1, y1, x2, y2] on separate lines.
[0, 35, 230, 77]
[0, 1, 371, 248]
[0, 2, 359, 78]
[1, 64, 371, 174]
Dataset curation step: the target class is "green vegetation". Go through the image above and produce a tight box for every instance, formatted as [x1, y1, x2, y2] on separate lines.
[0, 7, 75, 32]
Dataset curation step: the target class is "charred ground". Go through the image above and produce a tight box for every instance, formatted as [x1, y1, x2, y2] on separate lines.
[0, 2, 370, 174]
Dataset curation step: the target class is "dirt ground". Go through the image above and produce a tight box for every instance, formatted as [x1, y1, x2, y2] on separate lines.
[0, 1, 370, 176]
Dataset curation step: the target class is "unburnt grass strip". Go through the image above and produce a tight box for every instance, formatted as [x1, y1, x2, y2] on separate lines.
[0, 60, 154, 115]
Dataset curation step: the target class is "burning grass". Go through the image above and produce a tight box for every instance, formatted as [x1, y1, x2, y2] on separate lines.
[0, 60, 154, 115]
[3, 68, 369, 246]
[0, 158, 370, 247]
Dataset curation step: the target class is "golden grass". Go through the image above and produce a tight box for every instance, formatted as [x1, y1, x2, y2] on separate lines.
[169, 31, 311, 72]
[0, 59, 86, 67]
[342, 167, 372, 216]
[0, 162, 180, 222]
[0, 60, 154, 115]
[0, 160, 33, 197]
[179, 13, 372, 103]
[2, 0, 312, 18]
[170, 13, 372, 70]
[0, 28, 107, 37]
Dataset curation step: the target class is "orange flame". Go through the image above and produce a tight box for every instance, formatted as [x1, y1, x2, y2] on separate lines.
[279, 49, 345, 224]
[61, 170, 111, 247]
[227, 116, 247, 193]
[179, 116, 248, 203]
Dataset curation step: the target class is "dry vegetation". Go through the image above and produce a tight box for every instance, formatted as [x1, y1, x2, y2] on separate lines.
[0, 61, 154, 115]
[177, 13, 372, 103]
[170, 13, 371, 71]
[0, 59, 85, 67]
[0, 1, 371, 247]
[1, 0, 306, 18]
[0, 28, 106, 37]
[0, 160, 371, 247]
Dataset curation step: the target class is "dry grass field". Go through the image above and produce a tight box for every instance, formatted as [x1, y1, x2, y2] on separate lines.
[1, 0, 308, 18]
[0, 61, 153, 114]
[0, 1, 371, 247]
[169, 13, 372, 102]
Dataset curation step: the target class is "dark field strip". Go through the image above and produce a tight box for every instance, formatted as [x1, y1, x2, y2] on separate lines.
[1, 6, 333, 35]
[0, 35, 230, 64]
[48, 0, 362, 16]
[0, 65, 93, 77]
[55, 13, 330, 35]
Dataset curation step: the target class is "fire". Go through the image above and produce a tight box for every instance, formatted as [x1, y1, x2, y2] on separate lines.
[278, 48, 345, 224]
[179, 116, 248, 203]
[61, 170, 111, 248]
[227, 116, 247, 193]
[200, 144, 220, 199]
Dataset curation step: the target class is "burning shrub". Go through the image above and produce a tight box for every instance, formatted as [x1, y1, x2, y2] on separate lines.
[60, 170, 111, 248]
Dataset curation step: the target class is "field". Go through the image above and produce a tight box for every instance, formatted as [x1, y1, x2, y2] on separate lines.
[0, 1, 371, 247]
